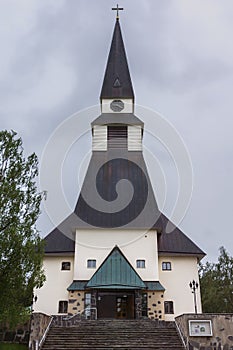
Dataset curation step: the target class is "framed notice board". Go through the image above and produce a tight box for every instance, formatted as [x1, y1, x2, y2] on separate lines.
[189, 320, 212, 337]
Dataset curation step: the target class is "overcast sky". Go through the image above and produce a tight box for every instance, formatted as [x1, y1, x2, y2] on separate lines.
[1, 0, 233, 262]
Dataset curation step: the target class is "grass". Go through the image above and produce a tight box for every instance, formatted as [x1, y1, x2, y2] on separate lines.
[0, 344, 27, 350]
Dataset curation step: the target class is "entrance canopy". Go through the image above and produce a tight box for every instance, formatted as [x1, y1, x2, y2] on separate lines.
[86, 246, 146, 290]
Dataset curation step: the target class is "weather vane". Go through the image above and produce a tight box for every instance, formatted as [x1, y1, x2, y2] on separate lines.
[112, 4, 124, 19]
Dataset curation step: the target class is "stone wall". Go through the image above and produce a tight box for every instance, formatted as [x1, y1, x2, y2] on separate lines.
[147, 291, 164, 320]
[29, 312, 52, 350]
[175, 313, 233, 350]
[68, 291, 85, 315]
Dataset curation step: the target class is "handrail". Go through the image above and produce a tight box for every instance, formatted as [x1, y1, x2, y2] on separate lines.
[38, 316, 53, 349]
[175, 320, 188, 349]
[63, 307, 98, 321]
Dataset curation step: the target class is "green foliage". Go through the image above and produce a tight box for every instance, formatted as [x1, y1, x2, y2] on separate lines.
[199, 246, 233, 313]
[0, 130, 45, 328]
[0, 344, 27, 350]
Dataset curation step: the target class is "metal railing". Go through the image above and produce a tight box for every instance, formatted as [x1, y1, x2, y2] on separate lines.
[63, 307, 98, 322]
[175, 320, 188, 349]
[33, 308, 97, 349]
[37, 316, 53, 350]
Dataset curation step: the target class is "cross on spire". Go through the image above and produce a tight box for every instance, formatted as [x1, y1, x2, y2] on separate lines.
[112, 4, 124, 19]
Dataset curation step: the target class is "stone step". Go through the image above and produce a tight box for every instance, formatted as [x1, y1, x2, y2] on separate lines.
[41, 319, 185, 350]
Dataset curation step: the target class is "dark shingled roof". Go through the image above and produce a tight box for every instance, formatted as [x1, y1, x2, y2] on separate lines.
[43, 212, 205, 259]
[74, 150, 160, 229]
[44, 225, 75, 255]
[157, 213, 205, 259]
[100, 18, 134, 100]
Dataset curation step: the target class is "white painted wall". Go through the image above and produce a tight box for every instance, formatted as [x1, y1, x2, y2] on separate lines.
[101, 99, 134, 113]
[33, 256, 74, 315]
[74, 229, 159, 281]
[158, 256, 202, 321]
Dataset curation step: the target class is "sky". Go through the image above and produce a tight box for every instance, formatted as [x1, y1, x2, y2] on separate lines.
[1, 0, 233, 262]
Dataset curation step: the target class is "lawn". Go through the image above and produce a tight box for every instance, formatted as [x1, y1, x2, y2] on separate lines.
[0, 344, 27, 350]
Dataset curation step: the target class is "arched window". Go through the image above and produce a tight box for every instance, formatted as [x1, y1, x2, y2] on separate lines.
[162, 262, 171, 271]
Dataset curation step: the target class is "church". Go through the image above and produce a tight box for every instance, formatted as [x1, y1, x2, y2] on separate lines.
[34, 10, 205, 323]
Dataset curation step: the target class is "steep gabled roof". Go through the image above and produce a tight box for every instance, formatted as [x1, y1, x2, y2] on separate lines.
[86, 246, 146, 289]
[100, 19, 134, 100]
[74, 151, 160, 229]
[44, 226, 75, 255]
[157, 213, 205, 259]
[43, 211, 205, 260]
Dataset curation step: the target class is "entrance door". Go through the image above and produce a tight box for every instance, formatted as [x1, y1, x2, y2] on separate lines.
[97, 291, 135, 319]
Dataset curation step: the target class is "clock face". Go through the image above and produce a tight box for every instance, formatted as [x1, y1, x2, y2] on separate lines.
[110, 99, 124, 112]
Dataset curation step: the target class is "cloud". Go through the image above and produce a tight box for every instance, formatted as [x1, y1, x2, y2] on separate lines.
[0, 0, 233, 262]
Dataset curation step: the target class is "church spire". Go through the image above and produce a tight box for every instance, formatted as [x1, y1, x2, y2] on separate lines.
[100, 16, 134, 101]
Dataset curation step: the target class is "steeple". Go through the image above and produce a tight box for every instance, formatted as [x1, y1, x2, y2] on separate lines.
[100, 18, 134, 102]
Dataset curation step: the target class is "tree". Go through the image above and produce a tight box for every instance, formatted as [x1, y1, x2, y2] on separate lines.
[199, 246, 233, 313]
[0, 130, 45, 328]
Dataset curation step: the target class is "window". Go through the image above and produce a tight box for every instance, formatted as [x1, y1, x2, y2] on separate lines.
[164, 301, 174, 314]
[162, 262, 171, 271]
[87, 259, 96, 268]
[136, 259, 145, 268]
[58, 300, 68, 313]
[61, 261, 71, 270]
[85, 293, 92, 319]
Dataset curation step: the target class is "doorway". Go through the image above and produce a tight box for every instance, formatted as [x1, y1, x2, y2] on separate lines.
[97, 291, 135, 319]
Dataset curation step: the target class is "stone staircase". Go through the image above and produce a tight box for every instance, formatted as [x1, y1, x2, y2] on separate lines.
[41, 319, 185, 350]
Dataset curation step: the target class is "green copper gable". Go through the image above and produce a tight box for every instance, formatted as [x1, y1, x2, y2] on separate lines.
[86, 246, 146, 289]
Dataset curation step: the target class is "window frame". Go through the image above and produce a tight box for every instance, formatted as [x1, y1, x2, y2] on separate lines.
[87, 259, 97, 269]
[162, 261, 172, 271]
[164, 301, 174, 314]
[136, 259, 146, 269]
[58, 300, 68, 314]
[61, 261, 71, 271]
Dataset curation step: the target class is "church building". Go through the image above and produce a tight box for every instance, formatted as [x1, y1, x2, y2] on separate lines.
[34, 12, 205, 322]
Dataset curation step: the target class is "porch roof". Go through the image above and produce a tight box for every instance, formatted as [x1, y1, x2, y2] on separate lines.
[86, 246, 146, 289]
[67, 280, 165, 291]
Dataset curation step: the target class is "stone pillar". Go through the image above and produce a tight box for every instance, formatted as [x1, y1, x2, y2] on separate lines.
[135, 290, 142, 319]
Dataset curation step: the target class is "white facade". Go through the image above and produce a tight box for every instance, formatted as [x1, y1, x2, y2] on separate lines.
[34, 245, 203, 320]
[158, 256, 202, 321]
[34, 256, 74, 315]
[74, 229, 159, 281]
